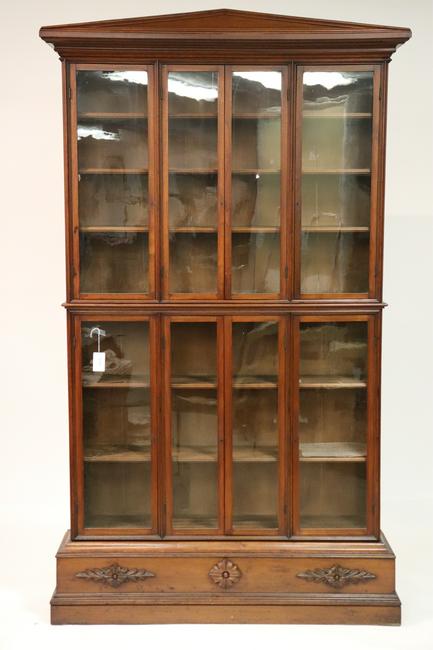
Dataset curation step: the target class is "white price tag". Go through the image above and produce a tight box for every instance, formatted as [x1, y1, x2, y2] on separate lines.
[92, 352, 106, 372]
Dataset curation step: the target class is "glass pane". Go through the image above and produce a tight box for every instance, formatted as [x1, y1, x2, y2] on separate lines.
[232, 322, 279, 530]
[81, 321, 151, 529]
[171, 322, 219, 529]
[231, 71, 282, 294]
[168, 72, 219, 294]
[301, 70, 373, 294]
[76, 70, 149, 294]
[299, 321, 368, 530]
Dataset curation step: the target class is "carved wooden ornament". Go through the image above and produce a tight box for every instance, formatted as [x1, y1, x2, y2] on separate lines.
[209, 559, 242, 589]
[75, 563, 155, 588]
[297, 564, 376, 589]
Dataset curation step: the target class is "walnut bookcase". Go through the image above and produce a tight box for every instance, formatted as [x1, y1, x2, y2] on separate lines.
[40, 9, 411, 625]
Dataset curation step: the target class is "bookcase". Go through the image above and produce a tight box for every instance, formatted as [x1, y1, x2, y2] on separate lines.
[40, 8, 410, 625]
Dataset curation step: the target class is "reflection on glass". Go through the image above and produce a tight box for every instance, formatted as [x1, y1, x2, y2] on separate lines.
[231, 71, 282, 294]
[299, 321, 368, 530]
[82, 321, 151, 528]
[232, 322, 279, 529]
[76, 70, 150, 294]
[301, 71, 373, 294]
[171, 322, 219, 529]
[168, 72, 219, 294]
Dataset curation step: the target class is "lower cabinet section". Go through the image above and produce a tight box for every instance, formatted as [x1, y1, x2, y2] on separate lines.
[51, 531, 400, 625]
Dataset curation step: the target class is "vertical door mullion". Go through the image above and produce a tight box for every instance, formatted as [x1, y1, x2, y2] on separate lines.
[217, 317, 226, 533]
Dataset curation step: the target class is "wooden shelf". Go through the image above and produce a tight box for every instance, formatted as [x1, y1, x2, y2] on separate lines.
[169, 168, 218, 174]
[78, 112, 147, 119]
[172, 446, 217, 463]
[168, 227, 279, 233]
[80, 226, 148, 233]
[302, 169, 371, 175]
[303, 112, 372, 119]
[232, 515, 278, 530]
[86, 514, 151, 528]
[169, 226, 217, 233]
[302, 226, 369, 233]
[169, 168, 280, 175]
[172, 516, 218, 529]
[300, 515, 366, 530]
[167, 113, 280, 119]
[168, 113, 217, 119]
[299, 376, 367, 389]
[79, 168, 148, 174]
[232, 113, 281, 119]
[232, 226, 280, 233]
[233, 375, 278, 389]
[300, 442, 366, 463]
[232, 169, 280, 175]
[172, 446, 278, 463]
[233, 447, 278, 462]
[85, 447, 151, 462]
[83, 374, 150, 389]
[172, 376, 217, 389]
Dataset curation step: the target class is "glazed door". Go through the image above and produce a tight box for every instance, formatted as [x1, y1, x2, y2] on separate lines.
[71, 65, 156, 299]
[226, 68, 288, 298]
[162, 67, 225, 298]
[225, 317, 286, 534]
[164, 316, 286, 537]
[164, 317, 224, 534]
[74, 316, 158, 537]
[295, 66, 380, 298]
[293, 315, 379, 537]
[161, 66, 289, 300]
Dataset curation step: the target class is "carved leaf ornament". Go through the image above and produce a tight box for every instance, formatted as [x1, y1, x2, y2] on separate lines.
[75, 563, 155, 588]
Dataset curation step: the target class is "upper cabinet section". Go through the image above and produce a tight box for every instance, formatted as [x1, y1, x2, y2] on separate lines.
[44, 10, 411, 303]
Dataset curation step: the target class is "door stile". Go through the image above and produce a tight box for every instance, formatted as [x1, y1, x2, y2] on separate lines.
[223, 67, 233, 300]
[290, 315, 301, 538]
[71, 313, 84, 538]
[223, 315, 233, 533]
[367, 314, 380, 537]
[292, 66, 304, 300]
[147, 64, 158, 301]
[162, 316, 173, 534]
[371, 64, 387, 300]
[69, 64, 80, 300]
[279, 314, 289, 536]
[216, 316, 226, 533]
[160, 67, 170, 300]
[149, 314, 160, 535]
[279, 67, 289, 299]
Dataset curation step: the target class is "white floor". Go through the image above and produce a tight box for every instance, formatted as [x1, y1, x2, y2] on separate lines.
[1, 498, 432, 650]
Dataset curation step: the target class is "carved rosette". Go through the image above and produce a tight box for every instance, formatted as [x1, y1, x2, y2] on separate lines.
[75, 563, 155, 588]
[209, 558, 242, 590]
[296, 564, 377, 589]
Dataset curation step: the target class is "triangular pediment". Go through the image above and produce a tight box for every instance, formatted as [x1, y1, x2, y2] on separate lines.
[40, 8, 410, 37]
